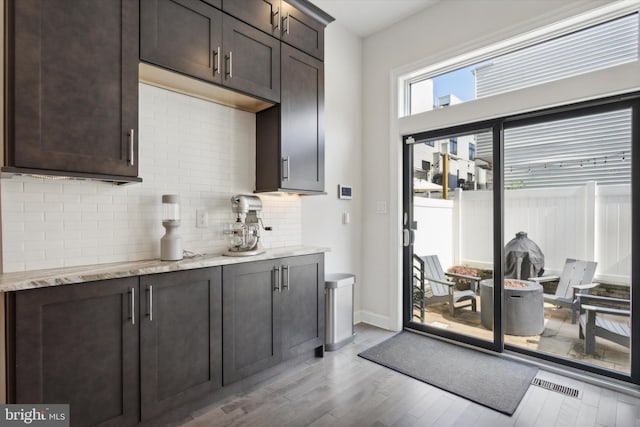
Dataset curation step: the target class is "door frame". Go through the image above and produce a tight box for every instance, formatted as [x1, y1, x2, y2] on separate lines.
[402, 119, 503, 354]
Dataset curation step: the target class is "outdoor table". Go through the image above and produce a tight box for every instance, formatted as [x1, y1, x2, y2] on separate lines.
[480, 279, 544, 336]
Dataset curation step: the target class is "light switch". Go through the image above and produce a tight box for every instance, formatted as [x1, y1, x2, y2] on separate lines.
[375, 201, 388, 214]
[196, 209, 208, 228]
[342, 212, 350, 224]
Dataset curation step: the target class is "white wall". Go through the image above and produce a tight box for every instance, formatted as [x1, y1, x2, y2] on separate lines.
[360, 0, 614, 331]
[1, 84, 302, 272]
[301, 22, 363, 317]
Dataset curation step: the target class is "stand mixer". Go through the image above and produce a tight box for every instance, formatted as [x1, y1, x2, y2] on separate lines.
[223, 195, 271, 256]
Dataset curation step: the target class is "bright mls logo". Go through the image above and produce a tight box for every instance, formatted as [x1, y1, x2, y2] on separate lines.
[0, 405, 69, 427]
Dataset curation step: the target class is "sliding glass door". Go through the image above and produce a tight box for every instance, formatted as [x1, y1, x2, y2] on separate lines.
[403, 124, 499, 350]
[403, 96, 639, 383]
[502, 103, 634, 377]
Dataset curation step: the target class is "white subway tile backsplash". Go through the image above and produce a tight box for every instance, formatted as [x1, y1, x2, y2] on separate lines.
[4, 230, 43, 242]
[1, 83, 301, 272]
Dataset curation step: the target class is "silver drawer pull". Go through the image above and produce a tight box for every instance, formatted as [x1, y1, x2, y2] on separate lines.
[282, 156, 290, 181]
[214, 46, 220, 75]
[130, 288, 135, 325]
[129, 129, 135, 166]
[283, 265, 290, 291]
[225, 51, 233, 78]
[149, 285, 153, 321]
[274, 266, 282, 293]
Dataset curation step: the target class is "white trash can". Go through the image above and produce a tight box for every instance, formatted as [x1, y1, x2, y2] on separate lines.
[325, 273, 356, 351]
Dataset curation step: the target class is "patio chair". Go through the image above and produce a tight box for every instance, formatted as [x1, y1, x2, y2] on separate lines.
[529, 258, 597, 324]
[413, 254, 479, 320]
[577, 293, 630, 355]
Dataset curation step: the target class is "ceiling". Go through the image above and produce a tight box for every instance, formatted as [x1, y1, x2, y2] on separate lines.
[310, 0, 439, 38]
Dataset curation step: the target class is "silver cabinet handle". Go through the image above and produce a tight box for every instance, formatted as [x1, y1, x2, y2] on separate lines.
[282, 156, 290, 181]
[272, 6, 280, 31]
[149, 285, 153, 321]
[129, 129, 135, 166]
[213, 46, 220, 75]
[225, 51, 233, 79]
[284, 11, 290, 34]
[282, 265, 290, 291]
[130, 288, 135, 325]
[273, 266, 282, 293]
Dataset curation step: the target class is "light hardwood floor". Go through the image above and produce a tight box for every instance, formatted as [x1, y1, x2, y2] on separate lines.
[178, 324, 639, 427]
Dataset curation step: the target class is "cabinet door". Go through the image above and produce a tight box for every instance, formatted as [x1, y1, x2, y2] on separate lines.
[140, 268, 222, 421]
[10, 0, 138, 177]
[13, 278, 139, 427]
[222, 15, 281, 103]
[280, 44, 324, 192]
[222, 260, 281, 385]
[281, 1, 324, 60]
[141, 0, 223, 84]
[223, 0, 281, 38]
[280, 254, 325, 359]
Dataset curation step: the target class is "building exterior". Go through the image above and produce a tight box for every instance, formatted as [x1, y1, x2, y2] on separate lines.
[474, 14, 637, 189]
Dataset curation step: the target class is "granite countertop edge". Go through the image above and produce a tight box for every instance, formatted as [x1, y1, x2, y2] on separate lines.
[0, 246, 330, 293]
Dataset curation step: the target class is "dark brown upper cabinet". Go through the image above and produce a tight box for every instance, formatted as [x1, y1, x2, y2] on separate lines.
[5, 0, 140, 182]
[141, 0, 280, 103]
[141, 0, 224, 84]
[256, 44, 324, 193]
[222, 15, 281, 103]
[223, 1, 329, 60]
[222, 0, 282, 38]
[280, 1, 325, 60]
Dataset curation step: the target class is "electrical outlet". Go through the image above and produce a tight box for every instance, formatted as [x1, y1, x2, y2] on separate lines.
[196, 209, 208, 228]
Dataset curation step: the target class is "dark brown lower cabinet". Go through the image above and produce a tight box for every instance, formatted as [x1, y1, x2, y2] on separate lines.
[281, 254, 325, 360]
[13, 278, 140, 427]
[222, 259, 281, 385]
[140, 268, 222, 421]
[222, 254, 324, 385]
[12, 268, 222, 427]
[10, 255, 322, 425]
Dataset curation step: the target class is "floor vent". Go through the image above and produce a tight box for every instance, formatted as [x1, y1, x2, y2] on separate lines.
[531, 377, 582, 398]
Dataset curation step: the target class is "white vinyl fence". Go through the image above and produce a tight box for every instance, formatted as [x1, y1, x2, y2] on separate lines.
[413, 181, 631, 286]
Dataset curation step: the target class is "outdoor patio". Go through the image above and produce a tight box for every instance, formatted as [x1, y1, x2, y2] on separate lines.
[415, 298, 631, 373]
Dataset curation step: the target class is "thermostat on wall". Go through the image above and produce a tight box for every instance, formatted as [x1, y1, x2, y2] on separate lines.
[338, 185, 353, 200]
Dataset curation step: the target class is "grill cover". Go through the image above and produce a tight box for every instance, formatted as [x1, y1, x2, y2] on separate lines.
[504, 231, 545, 279]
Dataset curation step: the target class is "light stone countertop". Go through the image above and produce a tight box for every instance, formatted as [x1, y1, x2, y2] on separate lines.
[0, 246, 329, 293]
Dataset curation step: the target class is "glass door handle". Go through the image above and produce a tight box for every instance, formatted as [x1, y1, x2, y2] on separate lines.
[403, 229, 415, 247]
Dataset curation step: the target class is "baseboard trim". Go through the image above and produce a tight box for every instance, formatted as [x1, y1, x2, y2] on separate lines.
[357, 310, 398, 331]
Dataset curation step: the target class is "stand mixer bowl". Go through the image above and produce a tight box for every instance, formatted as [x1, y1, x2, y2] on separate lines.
[224, 222, 263, 255]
